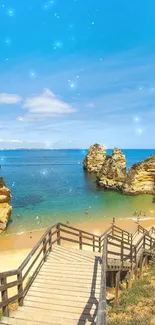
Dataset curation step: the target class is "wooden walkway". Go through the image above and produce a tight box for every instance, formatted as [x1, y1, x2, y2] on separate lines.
[0, 222, 155, 325]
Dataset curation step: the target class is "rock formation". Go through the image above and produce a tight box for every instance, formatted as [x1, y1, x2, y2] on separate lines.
[0, 178, 12, 232]
[97, 148, 126, 190]
[122, 154, 155, 195]
[84, 144, 155, 195]
[83, 144, 106, 172]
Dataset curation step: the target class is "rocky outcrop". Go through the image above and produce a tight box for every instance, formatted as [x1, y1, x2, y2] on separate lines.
[0, 178, 12, 232]
[83, 144, 106, 172]
[84, 144, 155, 195]
[122, 154, 155, 195]
[97, 148, 126, 190]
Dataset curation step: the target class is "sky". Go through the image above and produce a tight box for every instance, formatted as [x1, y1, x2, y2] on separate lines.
[0, 0, 155, 149]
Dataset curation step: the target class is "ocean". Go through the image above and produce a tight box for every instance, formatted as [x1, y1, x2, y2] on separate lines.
[0, 149, 154, 235]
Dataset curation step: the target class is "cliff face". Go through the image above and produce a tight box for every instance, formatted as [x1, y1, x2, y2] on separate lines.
[122, 154, 155, 195]
[83, 144, 155, 195]
[83, 144, 106, 173]
[97, 148, 126, 189]
[0, 178, 12, 232]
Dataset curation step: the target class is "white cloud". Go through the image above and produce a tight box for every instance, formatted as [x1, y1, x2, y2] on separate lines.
[0, 93, 22, 104]
[22, 89, 76, 119]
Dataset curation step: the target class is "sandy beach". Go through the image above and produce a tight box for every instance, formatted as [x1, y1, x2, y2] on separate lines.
[0, 217, 155, 272]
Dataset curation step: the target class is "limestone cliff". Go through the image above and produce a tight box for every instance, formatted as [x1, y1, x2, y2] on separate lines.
[84, 144, 155, 195]
[0, 178, 12, 232]
[122, 154, 155, 195]
[83, 144, 106, 172]
[97, 148, 126, 190]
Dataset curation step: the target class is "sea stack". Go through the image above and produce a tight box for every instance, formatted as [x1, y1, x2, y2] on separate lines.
[97, 148, 126, 190]
[0, 177, 12, 232]
[83, 144, 106, 173]
[122, 154, 155, 195]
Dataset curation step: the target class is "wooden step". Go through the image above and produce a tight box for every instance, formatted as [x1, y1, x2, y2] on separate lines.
[8, 310, 95, 325]
[31, 281, 100, 293]
[36, 275, 101, 285]
[24, 299, 97, 313]
[28, 285, 100, 298]
[32, 278, 101, 288]
[24, 294, 98, 309]
[16, 305, 97, 320]
[27, 289, 98, 303]
[40, 267, 101, 276]
[55, 247, 100, 260]
[47, 252, 94, 263]
[38, 271, 101, 280]
[1, 317, 58, 325]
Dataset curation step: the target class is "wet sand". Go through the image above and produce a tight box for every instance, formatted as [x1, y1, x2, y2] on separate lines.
[0, 218, 155, 272]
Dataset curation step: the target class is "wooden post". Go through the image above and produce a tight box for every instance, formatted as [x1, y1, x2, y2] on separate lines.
[93, 235, 95, 252]
[150, 238, 153, 250]
[99, 237, 101, 253]
[18, 271, 23, 306]
[110, 272, 115, 288]
[79, 231, 82, 250]
[1, 276, 9, 317]
[96, 236, 107, 325]
[56, 223, 61, 246]
[112, 225, 114, 237]
[134, 246, 138, 280]
[43, 238, 47, 262]
[138, 225, 140, 234]
[143, 236, 145, 249]
[115, 270, 121, 305]
[139, 255, 143, 279]
[130, 238, 133, 270]
[49, 230, 52, 252]
[128, 270, 132, 288]
[121, 242, 124, 268]
[145, 255, 148, 271]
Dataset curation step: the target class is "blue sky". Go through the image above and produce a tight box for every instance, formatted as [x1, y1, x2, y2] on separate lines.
[0, 0, 155, 149]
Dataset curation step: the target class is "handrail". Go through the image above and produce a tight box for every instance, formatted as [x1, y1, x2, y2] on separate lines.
[97, 235, 107, 325]
[0, 221, 102, 316]
[19, 222, 59, 271]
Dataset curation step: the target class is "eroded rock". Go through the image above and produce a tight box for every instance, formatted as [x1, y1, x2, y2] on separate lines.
[122, 154, 155, 195]
[0, 177, 12, 232]
[97, 148, 126, 190]
[83, 144, 106, 173]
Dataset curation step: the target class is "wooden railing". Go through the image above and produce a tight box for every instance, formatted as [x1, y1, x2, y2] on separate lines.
[0, 222, 100, 316]
[97, 224, 155, 325]
[1, 220, 155, 320]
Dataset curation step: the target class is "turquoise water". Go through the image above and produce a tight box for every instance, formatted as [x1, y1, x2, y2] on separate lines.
[0, 149, 155, 235]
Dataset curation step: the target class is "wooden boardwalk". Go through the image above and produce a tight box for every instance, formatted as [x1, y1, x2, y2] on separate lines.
[1, 222, 155, 325]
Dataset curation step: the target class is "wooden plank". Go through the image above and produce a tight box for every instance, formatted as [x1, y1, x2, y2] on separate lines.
[1, 317, 59, 325]
[97, 236, 107, 325]
[24, 299, 97, 313]
[115, 270, 121, 305]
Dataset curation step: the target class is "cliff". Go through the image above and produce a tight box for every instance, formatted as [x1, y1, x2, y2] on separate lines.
[97, 148, 126, 190]
[84, 144, 155, 195]
[122, 154, 155, 195]
[83, 144, 106, 172]
[0, 178, 12, 232]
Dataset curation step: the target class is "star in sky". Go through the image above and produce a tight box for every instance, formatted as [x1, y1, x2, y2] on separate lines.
[6, 8, 15, 17]
[5, 38, 11, 45]
[29, 70, 37, 78]
[53, 41, 63, 50]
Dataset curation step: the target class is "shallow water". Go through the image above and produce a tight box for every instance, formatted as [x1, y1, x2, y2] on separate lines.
[0, 149, 154, 235]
